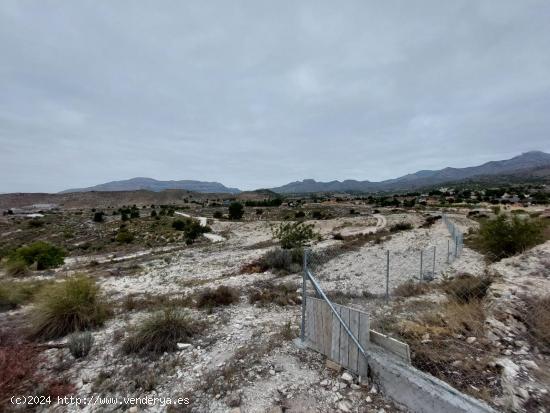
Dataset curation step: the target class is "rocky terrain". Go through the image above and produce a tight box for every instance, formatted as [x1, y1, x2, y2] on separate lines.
[1, 202, 549, 412]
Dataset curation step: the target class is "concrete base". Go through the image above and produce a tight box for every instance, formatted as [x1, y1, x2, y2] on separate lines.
[367, 345, 498, 413]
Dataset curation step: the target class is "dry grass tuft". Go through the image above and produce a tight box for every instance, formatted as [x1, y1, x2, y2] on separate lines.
[0, 279, 51, 312]
[122, 293, 192, 312]
[441, 273, 492, 303]
[29, 276, 111, 340]
[393, 280, 431, 297]
[524, 295, 550, 351]
[248, 281, 300, 307]
[195, 285, 239, 309]
[122, 308, 205, 355]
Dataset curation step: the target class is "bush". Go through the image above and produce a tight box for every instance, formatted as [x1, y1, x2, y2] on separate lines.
[213, 211, 223, 219]
[0, 335, 42, 410]
[5, 257, 28, 277]
[196, 286, 239, 309]
[393, 280, 431, 297]
[472, 215, 545, 261]
[29, 276, 110, 340]
[271, 222, 317, 249]
[389, 222, 413, 232]
[172, 218, 211, 244]
[8, 242, 66, 270]
[116, 227, 134, 243]
[248, 281, 300, 307]
[93, 212, 104, 223]
[0, 280, 50, 312]
[524, 296, 550, 350]
[68, 332, 94, 358]
[442, 274, 492, 303]
[228, 202, 244, 220]
[122, 308, 203, 355]
[261, 247, 303, 273]
[28, 219, 44, 228]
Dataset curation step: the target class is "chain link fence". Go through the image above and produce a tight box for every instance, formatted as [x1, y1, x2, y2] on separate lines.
[302, 213, 550, 410]
[306, 214, 464, 301]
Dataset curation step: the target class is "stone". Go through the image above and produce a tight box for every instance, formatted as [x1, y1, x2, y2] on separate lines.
[466, 337, 476, 344]
[226, 392, 241, 408]
[177, 342, 192, 350]
[230, 408, 241, 413]
[523, 360, 539, 370]
[320, 379, 330, 387]
[350, 383, 361, 390]
[326, 359, 342, 372]
[337, 399, 353, 412]
[370, 384, 378, 394]
[269, 369, 276, 375]
[341, 372, 353, 383]
[127, 408, 138, 413]
[516, 388, 529, 400]
[365, 396, 372, 403]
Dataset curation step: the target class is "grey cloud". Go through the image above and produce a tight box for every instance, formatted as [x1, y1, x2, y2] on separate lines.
[1, 0, 549, 192]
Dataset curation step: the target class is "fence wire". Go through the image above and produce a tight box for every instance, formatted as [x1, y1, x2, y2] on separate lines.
[303, 214, 550, 410]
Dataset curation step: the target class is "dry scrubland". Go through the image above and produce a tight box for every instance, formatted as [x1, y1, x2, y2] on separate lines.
[1, 201, 549, 413]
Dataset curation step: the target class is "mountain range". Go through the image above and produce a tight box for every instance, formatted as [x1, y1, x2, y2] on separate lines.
[60, 151, 550, 195]
[61, 177, 241, 194]
[270, 151, 550, 193]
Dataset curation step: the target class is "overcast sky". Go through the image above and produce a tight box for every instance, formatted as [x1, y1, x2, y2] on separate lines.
[1, 1, 550, 193]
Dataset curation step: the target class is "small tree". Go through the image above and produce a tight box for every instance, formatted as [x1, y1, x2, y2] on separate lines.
[9, 242, 66, 270]
[228, 202, 244, 220]
[271, 222, 317, 249]
[93, 212, 104, 223]
[473, 215, 545, 261]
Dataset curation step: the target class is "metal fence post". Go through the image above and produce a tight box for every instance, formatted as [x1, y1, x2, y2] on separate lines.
[301, 249, 308, 342]
[385, 250, 390, 303]
[432, 246, 436, 279]
[420, 249, 423, 281]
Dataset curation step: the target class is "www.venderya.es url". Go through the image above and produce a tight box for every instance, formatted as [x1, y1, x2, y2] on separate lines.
[11, 395, 190, 407]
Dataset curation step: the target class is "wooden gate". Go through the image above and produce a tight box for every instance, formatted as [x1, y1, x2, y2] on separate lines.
[304, 297, 370, 377]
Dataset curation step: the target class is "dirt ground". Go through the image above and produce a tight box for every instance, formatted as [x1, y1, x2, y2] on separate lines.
[1, 206, 549, 412]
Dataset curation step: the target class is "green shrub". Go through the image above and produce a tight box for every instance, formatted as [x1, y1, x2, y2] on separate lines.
[228, 202, 244, 220]
[172, 218, 211, 244]
[271, 222, 317, 249]
[28, 219, 44, 228]
[122, 308, 204, 355]
[472, 215, 545, 261]
[389, 222, 414, 232]
[196, 286, 239, 309]
[93, 212, 104, 223]
[68, 332, 94, 358]
[213, 211, 223, 219]
[116, 227, 134, 243]
[29, 276, 110, 340]
[8, 242, 66, 270]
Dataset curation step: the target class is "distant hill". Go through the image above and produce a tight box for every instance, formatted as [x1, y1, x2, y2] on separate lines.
[270, 151, 550, 194]
[61, 177, 241, 194]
